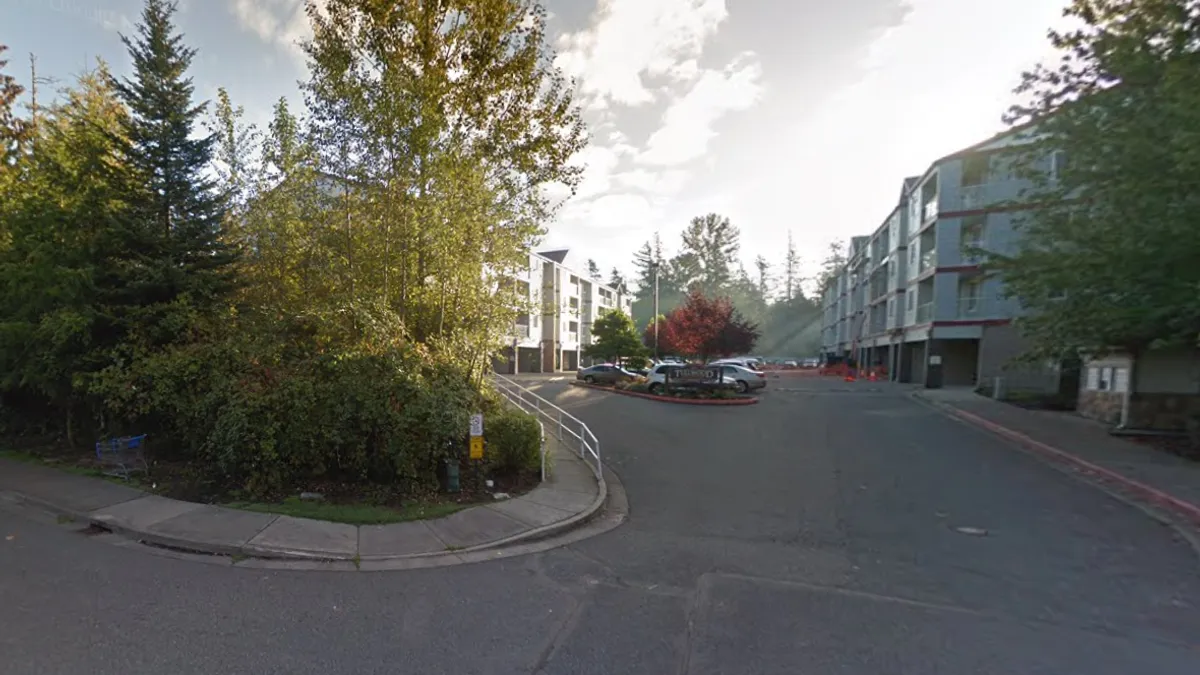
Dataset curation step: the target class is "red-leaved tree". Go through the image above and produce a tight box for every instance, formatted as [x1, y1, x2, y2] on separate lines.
[660, 290, 759, 362]
[643, 315, 683, 357]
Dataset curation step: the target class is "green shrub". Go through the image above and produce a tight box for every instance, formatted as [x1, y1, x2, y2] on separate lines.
[89, 311, 478, 498]
[486, 409, 542, 473]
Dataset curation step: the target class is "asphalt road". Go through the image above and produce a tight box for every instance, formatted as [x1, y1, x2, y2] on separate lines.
[3, 377, 1199, 674]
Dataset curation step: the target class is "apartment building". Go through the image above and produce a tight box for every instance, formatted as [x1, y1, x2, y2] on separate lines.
[495, 248, 633, 374]
[820, 124, 1064, 391]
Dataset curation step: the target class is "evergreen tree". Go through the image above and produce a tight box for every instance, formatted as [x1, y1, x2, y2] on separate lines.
[679, 213, 739, 295]
[0, 63, 139, 440]
[607, 267, 625, 291]
[783, 231, 800, 301]
[755, 255, 772, 301]
[114, 0, 236, 316]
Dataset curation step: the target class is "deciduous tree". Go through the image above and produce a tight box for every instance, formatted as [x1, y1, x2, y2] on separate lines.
[989, 0, 1200, 358]
[302, 0, 587, 363]
[583, 309, 645, 364]
[662, 290, 759, 362]
[0, 45, 29, 170]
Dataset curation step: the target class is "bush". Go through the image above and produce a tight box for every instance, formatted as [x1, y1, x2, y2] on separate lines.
[486, 408, 542, 473]
[89, 311, 479, 498]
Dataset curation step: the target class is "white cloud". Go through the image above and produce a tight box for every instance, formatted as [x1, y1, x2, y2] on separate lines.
[555, 0, 729, 107]
[572, 144, 625, 200]
[638, 53, 762, 166]
[228, 0, 312, 59]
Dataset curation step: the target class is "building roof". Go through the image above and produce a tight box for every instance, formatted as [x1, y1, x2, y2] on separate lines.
[536, 249, 570, 264]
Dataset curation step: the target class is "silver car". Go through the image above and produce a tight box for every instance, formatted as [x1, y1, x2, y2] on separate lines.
[576, 364, 637, 385]
[717, 364, 767, 394]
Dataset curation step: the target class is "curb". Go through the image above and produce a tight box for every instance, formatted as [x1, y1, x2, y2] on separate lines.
[5, 456, 610, 566]
[569, 380, 759, 406]
[912, 391, 1200, 527]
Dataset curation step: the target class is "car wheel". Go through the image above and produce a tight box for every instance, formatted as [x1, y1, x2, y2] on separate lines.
[584, 375, 595, 384]
[736, 380, 750, 394]
[648, 383, 664, 395]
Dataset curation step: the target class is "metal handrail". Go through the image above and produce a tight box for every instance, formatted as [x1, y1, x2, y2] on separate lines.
[491, 373, 601, 477]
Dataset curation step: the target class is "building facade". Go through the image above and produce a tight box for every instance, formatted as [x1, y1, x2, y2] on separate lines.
[820, 125, 1064, 391]
[495, 248, 633, 374]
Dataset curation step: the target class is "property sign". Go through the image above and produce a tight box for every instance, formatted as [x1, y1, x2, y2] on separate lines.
[665, 366, 720, 386]
[469, 436, 484, 459]
[469, 413, 483, 437]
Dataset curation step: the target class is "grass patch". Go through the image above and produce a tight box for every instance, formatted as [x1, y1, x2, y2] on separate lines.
[224, 496, 468, 526]
[0, 449, 39, 463]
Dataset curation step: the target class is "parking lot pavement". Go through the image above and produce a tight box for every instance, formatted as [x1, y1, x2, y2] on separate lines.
[3, 376, 1199, 675]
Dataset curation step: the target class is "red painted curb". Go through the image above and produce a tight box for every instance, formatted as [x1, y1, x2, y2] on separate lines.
[569, 381, 758, 406]
[946, 407, 1200, 527]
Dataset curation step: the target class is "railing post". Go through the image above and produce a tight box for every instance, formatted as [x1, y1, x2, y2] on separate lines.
[578, 420, 586, 458]
[556, 409, 563, 441]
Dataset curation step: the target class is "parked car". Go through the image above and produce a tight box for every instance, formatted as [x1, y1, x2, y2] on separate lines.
[646, 363, 736, 395]
[716, 364, 768, 393]
[709, 357, 764, 372]
[802, 357, 820, 368]
[576, 364, 637, 385]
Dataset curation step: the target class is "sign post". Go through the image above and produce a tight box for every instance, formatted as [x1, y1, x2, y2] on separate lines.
[469, 413, 484, 459]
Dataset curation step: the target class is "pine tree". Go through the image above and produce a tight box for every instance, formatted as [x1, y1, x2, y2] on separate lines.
[679, 213, 739, 295]
[755, 255, 772, 301]
[783, 231, 800, 301]
[114, 0, 236, 314]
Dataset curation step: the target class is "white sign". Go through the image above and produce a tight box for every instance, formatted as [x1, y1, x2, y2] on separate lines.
[929, 355, 942, 365]
[469, 413, 483, 437]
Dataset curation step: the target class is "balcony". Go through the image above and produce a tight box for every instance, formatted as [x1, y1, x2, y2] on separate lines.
[954, 180, 1025, 211]
[869, 314, 887, 334]
[956, 296, 992, 318]
[959, 239, 985, 265]
[918, 249, 937, 274]
[915, 302, 933, 324]
[922, 198, 938, 223]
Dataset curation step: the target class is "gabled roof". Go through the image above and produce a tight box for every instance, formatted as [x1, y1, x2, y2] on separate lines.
[536, 249, 569, 264]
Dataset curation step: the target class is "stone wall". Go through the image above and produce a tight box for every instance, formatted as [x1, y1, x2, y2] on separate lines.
[1078, 390, 1123, 425]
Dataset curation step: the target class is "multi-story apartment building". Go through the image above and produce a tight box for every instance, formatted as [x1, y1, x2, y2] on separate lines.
[495, 248, 633, 374]
[820, 124, 1064, 390]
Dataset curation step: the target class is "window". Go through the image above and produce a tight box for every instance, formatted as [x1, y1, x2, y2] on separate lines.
[907, 293, 914, 310]
[1113, 368, 1129, 393]
[961, 154, 990, 186]
[1050, 149, 1068, 179]
[961, 215, 985, 247]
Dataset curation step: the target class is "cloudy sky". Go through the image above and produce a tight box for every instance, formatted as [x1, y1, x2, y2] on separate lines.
[3, 0, 1066, 286]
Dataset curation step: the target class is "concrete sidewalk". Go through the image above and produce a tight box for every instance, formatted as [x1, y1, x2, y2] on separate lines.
[914, 388, 1200, 526]
[0, 434, 605, 565]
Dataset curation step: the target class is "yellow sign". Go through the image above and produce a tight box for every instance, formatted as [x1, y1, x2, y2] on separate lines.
[469, 436, 484, 459]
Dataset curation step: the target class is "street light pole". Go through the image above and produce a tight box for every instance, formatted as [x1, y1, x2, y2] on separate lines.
[652, 263, 660, 361]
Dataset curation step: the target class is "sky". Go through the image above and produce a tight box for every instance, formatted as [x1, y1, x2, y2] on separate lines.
[1, 0, 1068, 288]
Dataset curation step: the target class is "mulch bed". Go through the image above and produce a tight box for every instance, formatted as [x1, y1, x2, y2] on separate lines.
[1124, 434, 1200, 461]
